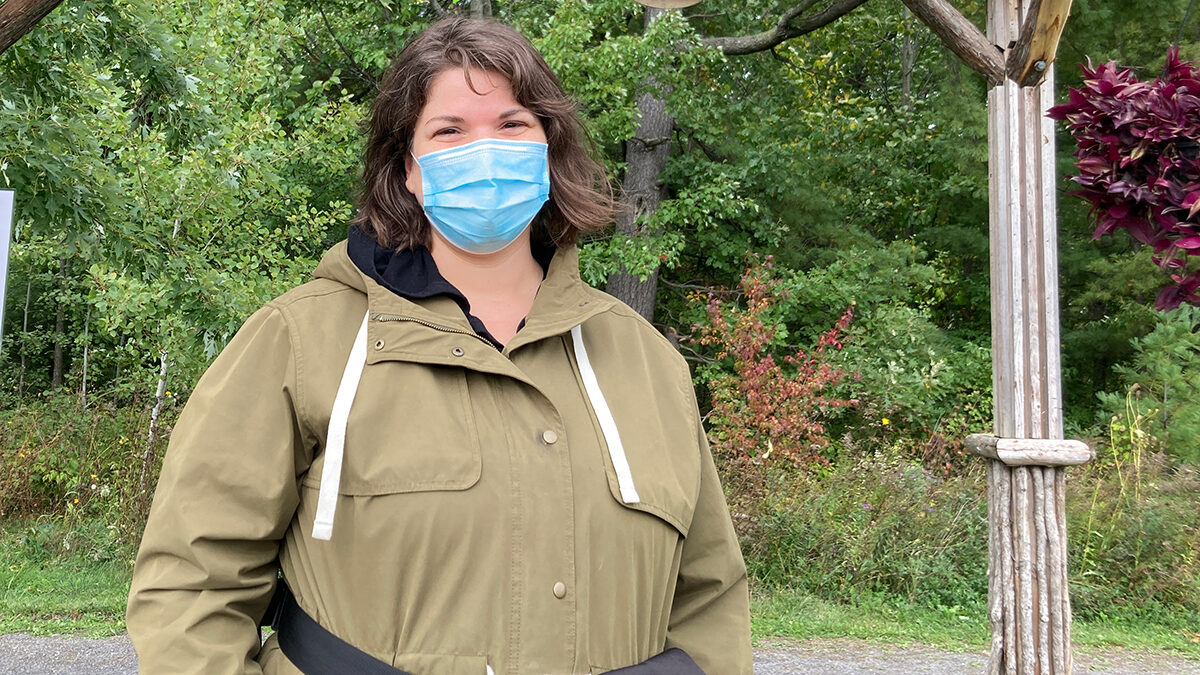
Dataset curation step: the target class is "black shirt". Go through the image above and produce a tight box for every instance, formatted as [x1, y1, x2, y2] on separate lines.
[346, 226, 553, 349]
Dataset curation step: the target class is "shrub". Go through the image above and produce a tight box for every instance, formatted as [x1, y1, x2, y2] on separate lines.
[0, 392, 176, 554]
[1049, 47, 1200, 309]
[695, 257, 857, 466]
[1096, 304, 1200, 463]
[742, 450, 990, 610]
[692, 256, 857, 512]
[1068, 404, 1200, 622]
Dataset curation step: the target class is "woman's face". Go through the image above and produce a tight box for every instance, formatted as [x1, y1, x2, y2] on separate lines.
[404, 67, 548, 205]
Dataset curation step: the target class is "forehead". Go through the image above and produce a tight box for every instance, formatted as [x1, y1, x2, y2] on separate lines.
[421, 67, 523, 115]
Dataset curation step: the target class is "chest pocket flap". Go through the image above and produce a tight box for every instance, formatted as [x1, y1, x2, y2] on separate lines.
[571, 325, 700, 537]
[302, 361, 482, 496]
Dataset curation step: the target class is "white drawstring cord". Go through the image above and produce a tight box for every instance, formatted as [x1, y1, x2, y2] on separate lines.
[312, 311, 371, 541]
[313, 317, 640, 540]
[570, 325, 640, 504]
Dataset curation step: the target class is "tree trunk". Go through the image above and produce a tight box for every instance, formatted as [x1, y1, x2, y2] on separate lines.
[138, 351, 170, 511]
[470, 0, 491, 20]
[900, 0, 1004, 84]
[606, 8, 672, 322]
[18, 278, 30, 398]
[50, 256, 65, 390]
[0, 0, 65, 55]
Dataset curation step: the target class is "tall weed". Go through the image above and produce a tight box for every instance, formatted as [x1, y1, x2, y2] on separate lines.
[1068, 400, 1200, 622]
[735, 450, 990, 610]
[0, 392, 175, 556]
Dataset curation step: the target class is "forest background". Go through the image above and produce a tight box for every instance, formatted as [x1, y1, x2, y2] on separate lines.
[0, 0, 1198, 654]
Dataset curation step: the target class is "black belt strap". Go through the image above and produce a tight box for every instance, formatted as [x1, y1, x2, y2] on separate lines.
[607, 648, 706, 675]
[261, 581, 704, 675]
[263, 582, 413, 675]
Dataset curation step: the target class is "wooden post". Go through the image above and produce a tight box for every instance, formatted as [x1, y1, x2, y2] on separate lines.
[981, 1, 1082, 672]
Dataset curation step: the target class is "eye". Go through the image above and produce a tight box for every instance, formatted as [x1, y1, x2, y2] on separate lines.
[502, 120, 528, 130]
[433, 127, 460, 137]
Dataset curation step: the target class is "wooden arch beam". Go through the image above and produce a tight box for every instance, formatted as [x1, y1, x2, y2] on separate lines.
[900, 0, 1073, 87]
[1007, 0, 1074, 86]
[899, 0, 1004, 85]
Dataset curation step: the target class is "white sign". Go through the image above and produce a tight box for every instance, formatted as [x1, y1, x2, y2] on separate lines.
[0, 190, 12, 357]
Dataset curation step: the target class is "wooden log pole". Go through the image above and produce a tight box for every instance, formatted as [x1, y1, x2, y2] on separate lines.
[899, 0, 1005, 84]
[982, 1, 1088, 672]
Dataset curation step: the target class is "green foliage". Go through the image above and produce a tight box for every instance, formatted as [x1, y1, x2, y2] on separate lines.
[0, 0, 362, 406]
[1096, 306, 1200, 462]
[740, 451, 990, 610]
[1069, 404, 1200, 622]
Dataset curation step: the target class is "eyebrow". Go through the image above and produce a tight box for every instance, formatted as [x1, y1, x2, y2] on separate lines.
[422, 108, 534, 127]
[424, 115, 465, 127]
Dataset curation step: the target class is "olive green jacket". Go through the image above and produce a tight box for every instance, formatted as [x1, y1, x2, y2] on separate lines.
[126, 242, 751, 674]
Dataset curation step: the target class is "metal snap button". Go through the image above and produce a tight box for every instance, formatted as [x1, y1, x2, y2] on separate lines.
[541, 429, 559, 445]
[552, 581, 567, 599]
[374, 339, 385, 351]
[451, 347, 465, 357]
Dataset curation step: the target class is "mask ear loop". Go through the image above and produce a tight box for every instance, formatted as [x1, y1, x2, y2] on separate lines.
[312, 311, 371, 541]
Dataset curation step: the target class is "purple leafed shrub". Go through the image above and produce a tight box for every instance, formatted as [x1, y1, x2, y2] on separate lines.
[1048, 47, 1200, 309]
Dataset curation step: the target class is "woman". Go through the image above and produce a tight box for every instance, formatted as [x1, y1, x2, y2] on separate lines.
[127, 17, 751, 675]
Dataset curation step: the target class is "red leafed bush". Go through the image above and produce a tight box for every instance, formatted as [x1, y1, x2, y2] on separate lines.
[1048, 47, 1200, 309]
[694, 256, 857, 471]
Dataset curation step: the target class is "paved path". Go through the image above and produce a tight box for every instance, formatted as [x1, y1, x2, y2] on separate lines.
[1, 633, 1198, 673]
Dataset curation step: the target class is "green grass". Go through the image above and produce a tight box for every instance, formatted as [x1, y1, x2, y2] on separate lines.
[752, 585, 1200, 659]
[0, 518, 130, 637]
[751, 585, 990, 650]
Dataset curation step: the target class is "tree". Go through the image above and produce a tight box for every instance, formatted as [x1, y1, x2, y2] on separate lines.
[0, 0, 66, 55]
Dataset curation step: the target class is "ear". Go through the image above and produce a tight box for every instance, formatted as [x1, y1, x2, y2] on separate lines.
[404, 153, 423, 204]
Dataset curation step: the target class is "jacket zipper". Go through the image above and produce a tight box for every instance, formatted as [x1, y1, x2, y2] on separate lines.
[370, 312, 494, 346]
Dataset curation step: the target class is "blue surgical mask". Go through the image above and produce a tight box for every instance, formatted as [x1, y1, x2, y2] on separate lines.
[413, 138, 551, 255]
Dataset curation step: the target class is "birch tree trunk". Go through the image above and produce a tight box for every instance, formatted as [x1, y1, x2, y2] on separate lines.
[80, 306, 90, 410]
[18, 279, 30, 398]
[138, 351, 170, 508]
[51, 256, 65, 389]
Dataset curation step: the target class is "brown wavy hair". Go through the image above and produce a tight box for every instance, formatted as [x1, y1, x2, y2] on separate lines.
[355, 18, 616, 250]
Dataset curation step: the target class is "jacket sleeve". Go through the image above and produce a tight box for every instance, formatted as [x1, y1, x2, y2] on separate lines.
[664, 416, 753, 674]
[126, 304, 308, 675]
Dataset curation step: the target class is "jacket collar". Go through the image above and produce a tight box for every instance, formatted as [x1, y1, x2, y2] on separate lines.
[312, 236, 615, 354]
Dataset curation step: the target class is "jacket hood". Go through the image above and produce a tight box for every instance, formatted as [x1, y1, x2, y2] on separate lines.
[312, 239, 369, 293]
[310, 236, 611, 337]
